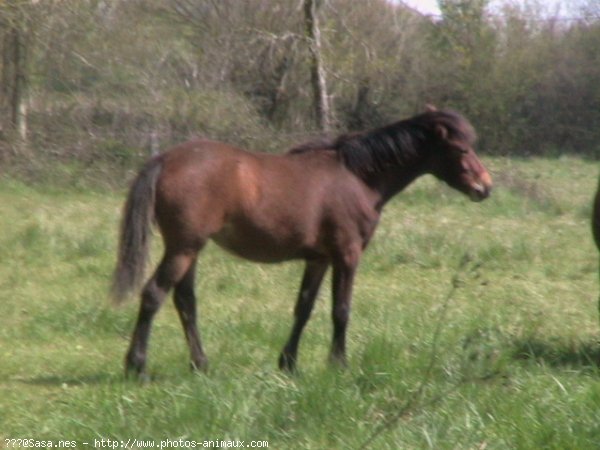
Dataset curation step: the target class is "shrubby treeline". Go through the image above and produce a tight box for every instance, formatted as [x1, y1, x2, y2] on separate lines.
[0, 0, 598, 183]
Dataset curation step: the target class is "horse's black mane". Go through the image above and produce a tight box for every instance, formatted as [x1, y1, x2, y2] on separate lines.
[288, 109, 476, 176]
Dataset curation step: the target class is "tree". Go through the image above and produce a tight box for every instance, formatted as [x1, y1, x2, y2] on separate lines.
[304, 0, 332, 131]
[324, 0, 428, 129]
[0, 1, 32, 141]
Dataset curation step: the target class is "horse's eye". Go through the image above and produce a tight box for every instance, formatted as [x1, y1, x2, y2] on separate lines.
[446, 140, 469, 155]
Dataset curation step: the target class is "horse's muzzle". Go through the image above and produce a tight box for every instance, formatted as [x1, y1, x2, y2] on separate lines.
[469, 171, 492, 202]
[469, 182, 492, 202]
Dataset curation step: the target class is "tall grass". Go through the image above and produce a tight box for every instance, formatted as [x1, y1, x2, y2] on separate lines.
[1, 157, 599, 449]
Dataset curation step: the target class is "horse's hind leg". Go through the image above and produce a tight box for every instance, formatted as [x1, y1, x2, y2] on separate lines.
[173, 256, 208, 372]
[125, 251, 196, 378]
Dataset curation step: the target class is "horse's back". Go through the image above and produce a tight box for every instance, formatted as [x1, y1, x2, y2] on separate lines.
[156, 138, 327, 214]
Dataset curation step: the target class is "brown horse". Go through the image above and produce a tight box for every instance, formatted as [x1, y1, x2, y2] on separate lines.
[112, 107, 492, 377]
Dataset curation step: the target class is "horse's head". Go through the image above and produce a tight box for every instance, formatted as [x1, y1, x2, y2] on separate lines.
[422, 106, 492, 202]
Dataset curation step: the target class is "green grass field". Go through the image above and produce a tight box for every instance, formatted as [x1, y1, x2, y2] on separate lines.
[1, 157, 599, 449]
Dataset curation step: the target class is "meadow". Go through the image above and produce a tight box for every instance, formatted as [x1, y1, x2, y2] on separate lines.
[1, 156, 599, 449]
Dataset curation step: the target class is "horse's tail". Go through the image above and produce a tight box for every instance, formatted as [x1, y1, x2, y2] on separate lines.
[593, 177, 600, 251]
[111, 157, 163, 304]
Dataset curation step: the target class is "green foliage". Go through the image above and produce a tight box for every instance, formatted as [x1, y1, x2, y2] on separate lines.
[1, 157, 599, 448]
[2, 0, 599, 180]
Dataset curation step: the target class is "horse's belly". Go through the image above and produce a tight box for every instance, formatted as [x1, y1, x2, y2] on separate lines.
[210, 222, 314, 263]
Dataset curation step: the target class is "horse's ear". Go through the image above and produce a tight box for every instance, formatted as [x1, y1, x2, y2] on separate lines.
[425, 104, 438, 112]
[435, 124, 448, 140]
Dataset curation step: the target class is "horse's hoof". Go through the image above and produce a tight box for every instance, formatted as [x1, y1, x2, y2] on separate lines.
[278, 353, 297, 373]
[125, 366, 151, 383]
[328, 354, 348, 370]
[190, 359, 209, 373]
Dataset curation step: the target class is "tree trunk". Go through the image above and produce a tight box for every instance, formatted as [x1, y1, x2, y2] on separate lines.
[1, 29, 11, 136]
[10, 26, 27, 141]
[304, 0, 332, 132]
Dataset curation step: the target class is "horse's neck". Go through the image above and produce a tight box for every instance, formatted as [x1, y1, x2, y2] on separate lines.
[372, 168, 425, 207]
[364, 152, 428, 207]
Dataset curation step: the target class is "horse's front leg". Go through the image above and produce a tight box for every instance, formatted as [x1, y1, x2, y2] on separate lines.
[329, 246, 361, 367]
[279, 259, 329, 372]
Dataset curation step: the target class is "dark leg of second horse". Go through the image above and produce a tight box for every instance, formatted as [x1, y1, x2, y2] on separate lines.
[125, 251, 196, 378]
[279, 259, 329, 372]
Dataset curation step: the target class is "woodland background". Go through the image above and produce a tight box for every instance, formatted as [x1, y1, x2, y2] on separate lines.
[0, 0, 599, 187]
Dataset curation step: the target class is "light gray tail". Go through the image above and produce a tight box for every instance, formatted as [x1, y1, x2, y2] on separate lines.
[111, 157, 163, 304]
